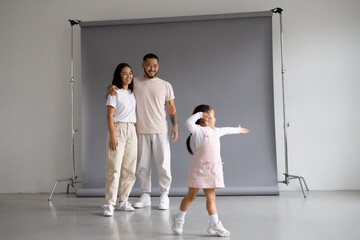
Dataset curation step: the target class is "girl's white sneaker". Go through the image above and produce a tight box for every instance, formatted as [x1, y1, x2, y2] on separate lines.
[172, 213, 185, 235]
[207, 221, 231, 237]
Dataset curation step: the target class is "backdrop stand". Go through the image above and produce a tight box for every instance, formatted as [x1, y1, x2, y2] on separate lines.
[271, 8, 309, 198]
[48, 19, 82, 201]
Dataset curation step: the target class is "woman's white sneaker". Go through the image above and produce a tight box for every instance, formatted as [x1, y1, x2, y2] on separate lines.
[207, 221, 231, 237]
[102, 204, 115, 217]
[117, 201, 135, 211]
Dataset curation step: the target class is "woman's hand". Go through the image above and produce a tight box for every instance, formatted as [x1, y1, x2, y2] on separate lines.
[238, 124, 249, 134]
[110, 136, 118, 151]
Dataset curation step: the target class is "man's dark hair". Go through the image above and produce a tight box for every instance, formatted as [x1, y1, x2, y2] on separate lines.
[143, 53, 159, 62]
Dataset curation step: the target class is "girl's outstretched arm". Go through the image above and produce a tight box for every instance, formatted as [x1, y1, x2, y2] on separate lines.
[238, 124, 250, 134]
[217, 124, 249, 137]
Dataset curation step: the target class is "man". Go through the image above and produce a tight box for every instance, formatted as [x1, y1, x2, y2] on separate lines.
[109, 53, 178, 210]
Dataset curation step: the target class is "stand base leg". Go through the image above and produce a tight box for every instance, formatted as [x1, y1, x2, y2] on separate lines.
[278, 173, 309, 198]
[48, 176, 80, 201]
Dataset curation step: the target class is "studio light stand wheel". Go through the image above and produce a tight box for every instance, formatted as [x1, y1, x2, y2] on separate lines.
[271, 8, 309, 198]
[48, 19, 82, 201]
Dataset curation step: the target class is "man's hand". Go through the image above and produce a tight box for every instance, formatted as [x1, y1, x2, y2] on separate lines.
[108, 85, 118, 96]
[166, 99, 178, 142]
[171, 126, 178, 142]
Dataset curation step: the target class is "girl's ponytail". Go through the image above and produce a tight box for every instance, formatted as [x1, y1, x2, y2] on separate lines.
[186, 134, 194, 155]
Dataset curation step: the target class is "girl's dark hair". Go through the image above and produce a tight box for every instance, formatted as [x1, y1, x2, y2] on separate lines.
[186, 105, 212, 155]
[112, 63, 134, 92]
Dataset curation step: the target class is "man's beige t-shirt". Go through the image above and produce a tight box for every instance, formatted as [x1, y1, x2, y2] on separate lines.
[133, 75, 175, 134]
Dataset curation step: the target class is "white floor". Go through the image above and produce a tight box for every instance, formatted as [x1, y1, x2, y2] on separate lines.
[0, 191, 359, 240]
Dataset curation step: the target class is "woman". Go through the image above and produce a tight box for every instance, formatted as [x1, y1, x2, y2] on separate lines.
[102, 63, 137, 217]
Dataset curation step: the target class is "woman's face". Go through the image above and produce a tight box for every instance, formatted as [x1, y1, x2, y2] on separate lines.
[120, 66, 133, 87]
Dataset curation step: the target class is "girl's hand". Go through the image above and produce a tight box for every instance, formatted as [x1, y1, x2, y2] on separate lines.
[202, 112, 210, 120]
[238, 124, 249, 134]
[110, 136, 118, 151]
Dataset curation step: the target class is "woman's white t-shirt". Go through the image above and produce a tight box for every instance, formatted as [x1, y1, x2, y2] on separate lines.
[106, 89, 136, 123]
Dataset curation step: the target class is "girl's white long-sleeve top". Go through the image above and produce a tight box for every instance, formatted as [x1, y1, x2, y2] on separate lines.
[185, 112, 242, 150]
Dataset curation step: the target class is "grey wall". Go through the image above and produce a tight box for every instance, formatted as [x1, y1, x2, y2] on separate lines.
[78, 12, 279, 196]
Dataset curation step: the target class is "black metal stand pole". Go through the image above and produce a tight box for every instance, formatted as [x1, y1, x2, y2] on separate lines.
[271, 8, 309, 198]
[48, 20, 82, 201]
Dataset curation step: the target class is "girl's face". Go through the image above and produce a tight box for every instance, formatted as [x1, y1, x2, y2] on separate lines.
[120, 66, 133, 88]
[205, 109, 216, 128]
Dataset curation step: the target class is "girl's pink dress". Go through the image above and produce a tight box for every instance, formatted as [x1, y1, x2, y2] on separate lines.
[186, 128, 224, 189]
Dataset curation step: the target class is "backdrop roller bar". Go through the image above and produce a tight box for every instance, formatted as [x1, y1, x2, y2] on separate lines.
[48, 19, 82, 201]
[271, 8, 309, 198]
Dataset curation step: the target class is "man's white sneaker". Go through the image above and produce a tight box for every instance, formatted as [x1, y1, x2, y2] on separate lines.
[102, 204, 115, 217]
[172, 213, 185, 235]
[116, 201, 135, 212]
[207, 221, 231, 237]
[158, 194, 169, 210]
[134, 193, 151, 208]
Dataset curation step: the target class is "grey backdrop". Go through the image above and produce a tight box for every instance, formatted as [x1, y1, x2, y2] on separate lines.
[77, 11, 279, 197]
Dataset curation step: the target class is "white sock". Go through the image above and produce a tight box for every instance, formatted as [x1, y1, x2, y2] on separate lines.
[210, 214, 219, 224]
[177, 210, 187, 219]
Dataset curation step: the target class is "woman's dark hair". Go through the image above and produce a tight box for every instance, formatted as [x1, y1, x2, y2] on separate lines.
[186, 105, 212, 155]
[112, 63, 134, 92]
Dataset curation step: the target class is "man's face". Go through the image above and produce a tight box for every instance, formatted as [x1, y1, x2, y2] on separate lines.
[142, 58, 159, 79]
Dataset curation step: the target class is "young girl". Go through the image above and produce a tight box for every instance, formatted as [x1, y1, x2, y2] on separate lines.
[172, 105, 249, 236]
[102, 63, 137, 217]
